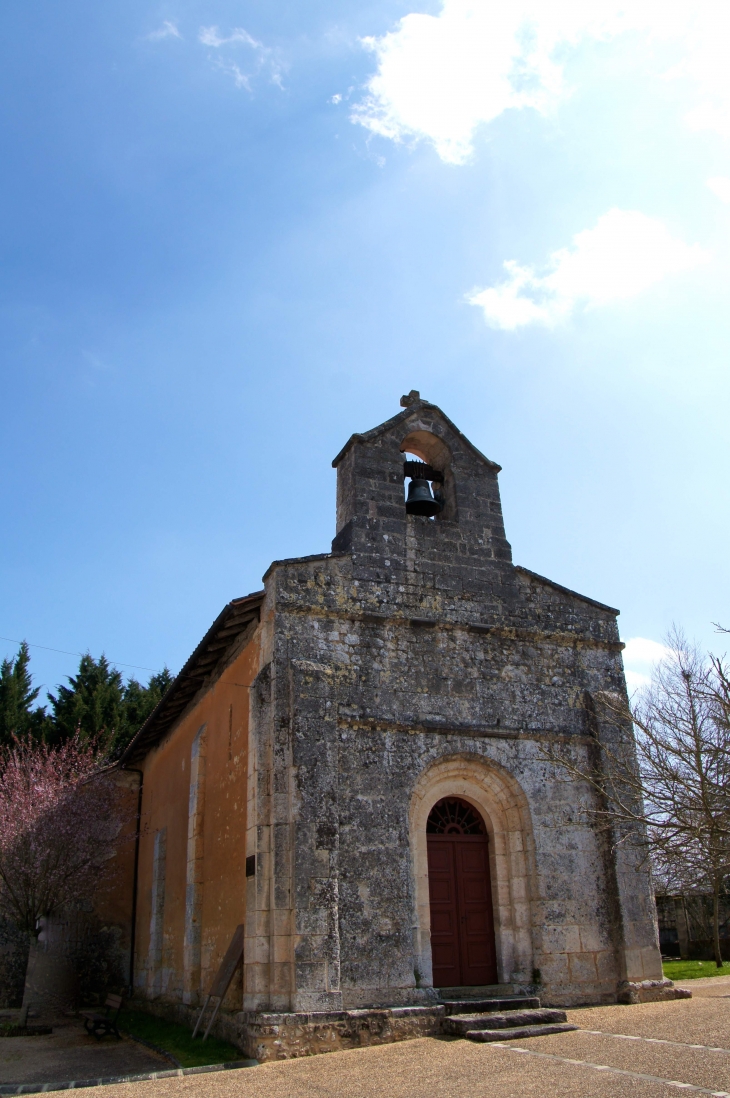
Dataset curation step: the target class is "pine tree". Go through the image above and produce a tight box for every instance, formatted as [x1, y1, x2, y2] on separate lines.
[4, 645, 175, 757]
[47, 654, 125, 750]
[114, 667, 173, 757]
[0, 644, 48, 747]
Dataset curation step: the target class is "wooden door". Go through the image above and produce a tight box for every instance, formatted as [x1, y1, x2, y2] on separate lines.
[427, 837, 462, 987]
[427, 798, 497, 988]
[455, 838, 497, 985]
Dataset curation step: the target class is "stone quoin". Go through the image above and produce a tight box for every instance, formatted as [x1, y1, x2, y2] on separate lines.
[116, 393, 670, 1060]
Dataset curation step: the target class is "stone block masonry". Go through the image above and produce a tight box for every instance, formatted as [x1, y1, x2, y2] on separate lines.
[239, 1005, 445, 1061]
[122, 394, 675, 1063]
[243, 395, 664, 1015]
[130, 997, 444, 1062]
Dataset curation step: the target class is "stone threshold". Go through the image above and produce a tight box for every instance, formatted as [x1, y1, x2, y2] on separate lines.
[240, 1004, 445, 1025]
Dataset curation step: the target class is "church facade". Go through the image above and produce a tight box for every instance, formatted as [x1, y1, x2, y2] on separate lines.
[120, 393, 666, 1056]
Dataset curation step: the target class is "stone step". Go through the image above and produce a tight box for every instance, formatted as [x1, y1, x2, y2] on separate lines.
[440, 997, 540, 1016]
[465, 1022, 579, 1042]
[437, 984, 520, 999]
[445, 1009, 567, 1037]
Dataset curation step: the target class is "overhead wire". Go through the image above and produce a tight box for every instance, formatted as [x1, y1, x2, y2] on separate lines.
[0, 635, 163, 675]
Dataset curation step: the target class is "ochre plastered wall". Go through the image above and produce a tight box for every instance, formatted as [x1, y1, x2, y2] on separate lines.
[133, 633, 260, 1008]
[91, 769, 141, 985]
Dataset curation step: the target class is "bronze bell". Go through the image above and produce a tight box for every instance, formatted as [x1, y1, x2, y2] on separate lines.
[406, 478, 443, 517]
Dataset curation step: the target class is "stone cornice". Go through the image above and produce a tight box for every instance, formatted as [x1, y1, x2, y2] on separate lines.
[277, 603, 624, 652]
[335, 713, 593, 743]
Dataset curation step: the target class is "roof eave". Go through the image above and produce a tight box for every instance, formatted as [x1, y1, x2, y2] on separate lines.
[120, 589, 264, 765]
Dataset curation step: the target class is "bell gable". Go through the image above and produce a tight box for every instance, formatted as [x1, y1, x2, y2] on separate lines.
[331, 392, 512, 578]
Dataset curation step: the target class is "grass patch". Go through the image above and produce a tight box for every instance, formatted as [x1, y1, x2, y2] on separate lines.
[663, 960, 730, 981]
[0, 1024, 52, 1037]
[118, 1008, 245, 1068]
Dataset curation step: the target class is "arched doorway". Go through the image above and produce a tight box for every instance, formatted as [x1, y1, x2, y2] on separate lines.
[427, 797, 497, 987]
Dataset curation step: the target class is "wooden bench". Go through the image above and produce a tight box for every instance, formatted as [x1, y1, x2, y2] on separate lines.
[80, 993, 123, 1039]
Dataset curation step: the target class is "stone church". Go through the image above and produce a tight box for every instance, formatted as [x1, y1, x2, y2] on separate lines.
[118, 392, 667, 1057]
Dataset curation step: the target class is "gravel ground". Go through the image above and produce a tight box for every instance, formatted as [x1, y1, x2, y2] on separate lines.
[0, 1021, 171, 1085]
[24, 976, 730, 1097]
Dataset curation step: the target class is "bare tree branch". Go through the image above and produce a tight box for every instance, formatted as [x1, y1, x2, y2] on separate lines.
[541, 629, 730, 967]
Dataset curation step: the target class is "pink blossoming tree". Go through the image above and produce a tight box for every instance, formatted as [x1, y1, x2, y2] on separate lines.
[0, 735, 123, 1015]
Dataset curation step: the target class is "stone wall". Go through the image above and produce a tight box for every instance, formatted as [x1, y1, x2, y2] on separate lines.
[131, 996, 443, 1062]
[240, 1005, 444, 1061]
[243, 397, 663, 1014]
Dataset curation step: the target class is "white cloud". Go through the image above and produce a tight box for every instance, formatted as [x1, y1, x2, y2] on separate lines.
[197, 25, 284, 91]
[623, 637, 672, 665]
[708, 176, 730, 203]
[666, 22, 730, 140]
[147, 21, 181, 41]
[353, 0, 730, 163]
[198, 26, 261, 50]
[468, 209, 709, 329]
[622, 636, 672, 695]
[625, 669, 651, 694]
[214, 60, 252, 91]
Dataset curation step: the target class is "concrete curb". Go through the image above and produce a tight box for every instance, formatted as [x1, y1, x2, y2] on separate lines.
[0, 1059, 258, 1095]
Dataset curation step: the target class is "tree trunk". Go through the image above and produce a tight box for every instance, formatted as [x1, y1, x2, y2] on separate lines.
[20, 919, 76, 1019]
[713, 879, 723, 968]
[18, 932, 37, 1028]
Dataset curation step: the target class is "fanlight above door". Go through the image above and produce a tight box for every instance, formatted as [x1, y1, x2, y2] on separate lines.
[426, 797, 486, 836]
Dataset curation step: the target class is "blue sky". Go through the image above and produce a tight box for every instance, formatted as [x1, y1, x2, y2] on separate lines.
[2, 0, 729, 701]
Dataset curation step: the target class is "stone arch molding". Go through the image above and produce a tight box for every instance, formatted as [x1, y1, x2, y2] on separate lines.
[410, 754, 537, 989]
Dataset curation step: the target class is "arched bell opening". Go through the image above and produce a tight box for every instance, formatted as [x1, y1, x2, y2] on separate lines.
[426, 796, 497, 988]
[402, 453, 443, 519]
[400, 430, 457, 521]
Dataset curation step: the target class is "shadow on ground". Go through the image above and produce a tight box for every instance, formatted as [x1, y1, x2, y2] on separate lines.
[0, 1019, 170, 1086]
